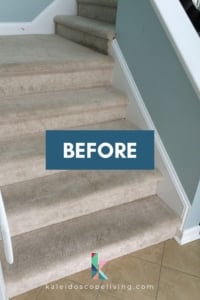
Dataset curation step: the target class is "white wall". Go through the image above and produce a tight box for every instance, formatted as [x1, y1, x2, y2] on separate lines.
[0, 0, 77, 35]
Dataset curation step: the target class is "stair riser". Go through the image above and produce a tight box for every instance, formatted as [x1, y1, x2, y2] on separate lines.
[4, 195, 179, 298]
[9, 231, 177, 299]
[0, 106, 127, 140]
[77, 0, 117, 8]
[0, 120, 135, 187]
[56, 23, 112, 54]
[0, 157, 52, 187]
[0, 68, 112, 97]
[6, 179, 159, 236]
[78, 3, 117, 24]
[7, 225, 177, 299]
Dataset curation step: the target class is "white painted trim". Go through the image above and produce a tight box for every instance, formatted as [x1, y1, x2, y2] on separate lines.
[111, 39, 191, 231]
[0, 0, 77, 35]
[0, 191, 13, 265]
[175, 226, 200, 245]
[0, 191, 13, 300]
[150, 0, 200, 99]
[184, 180, 200, 229]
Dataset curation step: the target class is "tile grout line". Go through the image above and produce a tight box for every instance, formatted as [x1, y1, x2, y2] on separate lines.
[130, 255, 164, 267]
[33, 286, 42, 300]
[94, 279, 102, 300]
[162, 264, 200, 280]
[155, 242, 166, 300]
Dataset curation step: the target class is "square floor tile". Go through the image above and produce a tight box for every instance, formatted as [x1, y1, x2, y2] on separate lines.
[163, 239, 200, 277]
[132, 242, 164, 265]
[99, 254, 160, 300]
[157, 267, 200, 300]
[11, 288, 40, 300]
[97, 292, 122, 299]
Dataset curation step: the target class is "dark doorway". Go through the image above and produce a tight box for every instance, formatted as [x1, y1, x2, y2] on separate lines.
[179, 0, 200, 34]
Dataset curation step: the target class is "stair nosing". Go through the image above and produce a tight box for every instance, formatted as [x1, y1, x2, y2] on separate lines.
[0, 87, 128, 121]
[3, 169, 162, 237]
[2, 195, 180, 298]
[55, 15, 116, 40]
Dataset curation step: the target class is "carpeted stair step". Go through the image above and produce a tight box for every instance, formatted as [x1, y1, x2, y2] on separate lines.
[54, 15, 115, 54]
[78, 0, 117, 7]
[0, 195, 180, 298]
[2, 169, 161, 236]
[0, 87, 128, 139]
[0, 119, 136, 186]
[0, 35, 113, 97]
[78, 0, 117, 24]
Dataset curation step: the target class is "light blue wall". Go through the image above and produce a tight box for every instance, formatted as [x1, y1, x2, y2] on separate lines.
[116, 0, 200, 205]
[0, 0, 53, 22]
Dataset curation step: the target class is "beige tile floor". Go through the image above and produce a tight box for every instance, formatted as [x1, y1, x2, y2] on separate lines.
[12, 239, 200, 300]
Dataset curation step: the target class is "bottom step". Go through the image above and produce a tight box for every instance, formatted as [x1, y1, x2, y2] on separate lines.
[1, 195, 180, 298]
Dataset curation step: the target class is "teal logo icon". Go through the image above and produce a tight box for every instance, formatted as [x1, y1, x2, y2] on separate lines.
[91, 253, 108, 280]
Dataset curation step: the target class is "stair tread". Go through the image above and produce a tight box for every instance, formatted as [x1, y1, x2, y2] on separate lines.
[78, 0, 117, 8]
[0, 34, 113, 76]
[0, 119, 138, 186]
[54, 15, 116, 40]
[0, 86, 126, 119]
[2, 169, 161, 236]
[1, 195, 180, 298]
[0, 87, 128, 138]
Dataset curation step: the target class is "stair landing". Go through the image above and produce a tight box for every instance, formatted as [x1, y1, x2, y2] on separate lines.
[0, 34, 110, 67]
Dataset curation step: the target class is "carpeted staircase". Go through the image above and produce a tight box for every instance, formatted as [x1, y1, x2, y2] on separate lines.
[54, 0, 117, 54]
[0, 0, 181, 298]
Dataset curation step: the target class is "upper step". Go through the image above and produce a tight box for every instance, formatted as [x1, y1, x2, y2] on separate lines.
[77, 0, 117, 8]
[78, 0, 117, 24]
[54, 16, 115, 54]
[2, 169, 161, 236]
[0, 119, 136, 186]
[1, 195, 180, 298]
[0, 35, 113, 97]
[0, 87, 128, 139]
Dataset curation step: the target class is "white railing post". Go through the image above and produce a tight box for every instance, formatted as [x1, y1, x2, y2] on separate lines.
[0, 262, 8, 300]
[0, 191, 14, 300]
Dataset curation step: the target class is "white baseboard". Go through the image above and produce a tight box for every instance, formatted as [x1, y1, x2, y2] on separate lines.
[175, 226, 200, 245]
[0, 0, 77, 35]
[111, 39, 191, 231]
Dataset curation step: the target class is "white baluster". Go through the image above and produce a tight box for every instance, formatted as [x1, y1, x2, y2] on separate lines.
[0, 262, 8, 300]
[0, 191, 14, 300]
